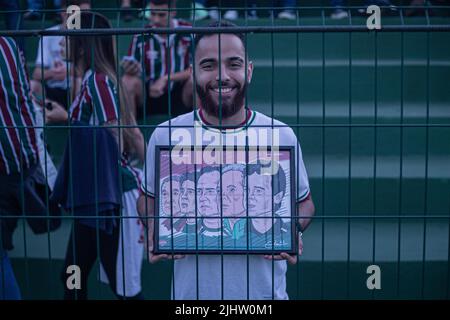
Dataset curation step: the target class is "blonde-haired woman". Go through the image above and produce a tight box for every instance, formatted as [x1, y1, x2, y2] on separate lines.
[48, 11, 145, 300]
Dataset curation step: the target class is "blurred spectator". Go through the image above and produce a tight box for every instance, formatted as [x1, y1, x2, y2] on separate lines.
[330, 0, 397, 20]
[30, 0, 91, 110]
[222, 0, 240, 20]
[193, 0, 257, 20]
[0, 36, 60, 301]
[274, 0, 297, 20]
[405, 0, 450, 16]
[0, 0, 23, 51]
[0, 0, 21, 30]
[24, 0, 62, 20]
[220, 0, 297, 20]
[191, 0, 214, 20]
[121, 0, 137, 22]
[122, 0, 193, 119]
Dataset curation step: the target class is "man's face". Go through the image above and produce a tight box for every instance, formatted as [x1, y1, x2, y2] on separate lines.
[221, 170, 245, 217]
[248, 172, 273, 216]
[194, 34, 253, 119]
[180, 179, 195, 215]
[196, 171, 220, 217]
[149, 3, 175, 28]
[161, 180, 181, 216]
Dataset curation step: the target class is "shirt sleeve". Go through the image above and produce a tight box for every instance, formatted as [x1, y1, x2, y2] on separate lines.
[35, 36, 51, 68]
[295, 139, 310, 202]
[89, 73, 119, 125]
[182, 36, 192, 70]
[141, 130, 157, 197]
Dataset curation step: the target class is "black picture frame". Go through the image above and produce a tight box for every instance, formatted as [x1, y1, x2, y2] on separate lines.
[154, 145, 297, 255]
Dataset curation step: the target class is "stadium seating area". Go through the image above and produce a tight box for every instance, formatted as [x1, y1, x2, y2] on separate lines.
[1, 0, 449, 299]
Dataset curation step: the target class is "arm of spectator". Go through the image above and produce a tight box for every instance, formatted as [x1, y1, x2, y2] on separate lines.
[166, 69, 191, 83]
[32, 66, 55, 82]
[32, 63, 68, 82]
[129, 126, 146, 163]
[148, 76, 167, 97]
[149, 69, 191, 98]
[121, 58, 142, 77]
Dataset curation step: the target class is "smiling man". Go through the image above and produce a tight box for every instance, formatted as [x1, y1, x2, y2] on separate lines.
[137, 21, 315, 300]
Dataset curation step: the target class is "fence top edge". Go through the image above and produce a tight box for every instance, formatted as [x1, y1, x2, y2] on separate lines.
[1, 5, 450, 13]
[1, 25, 450, 37]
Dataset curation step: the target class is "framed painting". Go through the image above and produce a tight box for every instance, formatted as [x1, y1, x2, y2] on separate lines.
[154, 145, 296, 254]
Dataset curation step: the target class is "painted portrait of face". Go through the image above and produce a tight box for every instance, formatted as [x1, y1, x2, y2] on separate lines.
[221, 168, 246, 218]
[180, 178, 196, 215]
[161, 177, 181, 217]
[196, 169, 220, 217]
[248, 162, 286, 217]
[248, 172, 272, 216]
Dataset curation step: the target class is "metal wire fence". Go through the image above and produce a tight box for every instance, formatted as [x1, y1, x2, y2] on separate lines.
[0, 3, 449, 300]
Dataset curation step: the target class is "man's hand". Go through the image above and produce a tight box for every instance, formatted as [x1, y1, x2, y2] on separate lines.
[265, 196, 314, 264]
[144, 235, 185, 264]
[44, 100, 68, 123]
[149, 76, 168, 98]
[137, 194, 184, 264]
[263, 233, 303, 265]
[121, 59, 142, 76]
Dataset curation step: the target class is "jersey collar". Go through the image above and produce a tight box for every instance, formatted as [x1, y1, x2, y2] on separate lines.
[195, 108, 256, 134]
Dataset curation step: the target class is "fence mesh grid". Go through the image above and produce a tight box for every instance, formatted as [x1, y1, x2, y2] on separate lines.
[0, 1, 449, 300]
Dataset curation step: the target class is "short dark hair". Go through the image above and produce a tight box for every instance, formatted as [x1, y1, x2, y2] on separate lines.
[161, 174, 181, 190]
[248, 161, 286, 212]
[150, 0, 176, 8]
[194, 20, 246, 53]
[180, 171, 196, 187]
[197, 166, 220, 183]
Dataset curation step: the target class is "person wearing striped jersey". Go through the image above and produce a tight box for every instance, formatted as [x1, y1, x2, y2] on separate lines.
[121, 0, 193, 119]
[137, 21, 316, 299]
[0, 36, 39, 300]
[46, 12, 146, 300]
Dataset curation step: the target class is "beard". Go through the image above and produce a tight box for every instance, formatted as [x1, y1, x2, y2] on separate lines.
[196, 81, 247, 119]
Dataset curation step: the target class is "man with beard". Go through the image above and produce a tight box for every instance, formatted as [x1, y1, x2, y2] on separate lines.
[138, 21, 315, 300]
